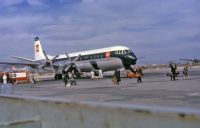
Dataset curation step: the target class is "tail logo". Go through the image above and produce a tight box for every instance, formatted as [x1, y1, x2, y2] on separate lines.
[36, 45, 39, 53]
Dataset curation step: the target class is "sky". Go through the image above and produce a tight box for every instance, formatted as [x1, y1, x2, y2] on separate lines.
[0, 0, 200, 64]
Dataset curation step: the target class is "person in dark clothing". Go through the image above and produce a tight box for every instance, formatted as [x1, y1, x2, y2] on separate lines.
[0, 76, 3, 83]
[63, 73, 69, 87]
[170, 64, 177, 80]
[114, 69, 121, 85]
[136, 66, 143, 83]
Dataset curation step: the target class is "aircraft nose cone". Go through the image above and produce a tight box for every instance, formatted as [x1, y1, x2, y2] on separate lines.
[128, 55, 137, 60]
[127, 55, 137, 64]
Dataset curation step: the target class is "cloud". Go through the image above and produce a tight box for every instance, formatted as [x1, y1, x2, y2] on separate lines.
[26, 0, 46, 7]
[0, 0, 23, 7]
[0, 0, 200, 64]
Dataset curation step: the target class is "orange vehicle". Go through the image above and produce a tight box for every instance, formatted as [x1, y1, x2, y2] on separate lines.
[126, 70, 137, 78]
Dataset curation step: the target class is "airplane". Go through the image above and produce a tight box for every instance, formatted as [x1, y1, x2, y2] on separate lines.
[0, 37, 138, 79]
[180, 58, 200, 64]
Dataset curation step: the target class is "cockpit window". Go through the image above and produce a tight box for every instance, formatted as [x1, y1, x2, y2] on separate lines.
[115, 50, 131, 54]
[125, 50, 129, 53]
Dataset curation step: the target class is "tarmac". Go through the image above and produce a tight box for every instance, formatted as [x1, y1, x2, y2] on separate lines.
[6, 66, 200, 109]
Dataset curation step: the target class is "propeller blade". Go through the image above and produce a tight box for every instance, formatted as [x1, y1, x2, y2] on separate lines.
[64, 65, 71, 72]
[73, 64, 81, 72]
[65, 53, 72, 61]
[72, 54, 81, 63]
[42, 50, 49, 60]
[51, 55, 59, 61]
[40, 50, 58, 70]
[50, 64, 55, 71]
[62, 54, 81, 74]
[40, 63, 47, 69]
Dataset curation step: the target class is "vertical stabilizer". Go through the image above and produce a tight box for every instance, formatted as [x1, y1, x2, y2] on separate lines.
[34, 37, 45, 60]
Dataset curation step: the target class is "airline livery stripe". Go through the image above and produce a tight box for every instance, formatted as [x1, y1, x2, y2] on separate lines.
[106, 52, 110, 59]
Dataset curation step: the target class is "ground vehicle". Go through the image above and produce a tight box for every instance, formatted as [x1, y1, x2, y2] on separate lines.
[126, 70, 137, 78]
[0, 71, 29, 84]
[9, 71, 29, 84]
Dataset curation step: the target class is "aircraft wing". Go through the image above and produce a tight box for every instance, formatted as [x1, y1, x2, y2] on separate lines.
[12, 56, 36, 62]
[0, 61, 40, 67]
[180, 59, 194, 61]
[180, 59, 200, 63]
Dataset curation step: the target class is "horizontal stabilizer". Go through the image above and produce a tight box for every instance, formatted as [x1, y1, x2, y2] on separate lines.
[12, 56, 36, 62]
[0, 61, 39, 66]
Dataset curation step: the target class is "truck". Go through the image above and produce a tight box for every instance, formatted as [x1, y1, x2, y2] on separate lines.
[9, 71, 30, 84]
[0, 71, 29, 84]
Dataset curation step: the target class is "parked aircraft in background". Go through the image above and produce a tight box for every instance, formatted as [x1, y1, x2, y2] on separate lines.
[0, 37, 138, 79]
[180, 58, 200, 64]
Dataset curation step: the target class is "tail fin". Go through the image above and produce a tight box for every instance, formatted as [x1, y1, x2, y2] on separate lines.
[34, 37, 45, 60]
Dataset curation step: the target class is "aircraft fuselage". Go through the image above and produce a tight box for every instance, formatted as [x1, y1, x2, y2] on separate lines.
[52, 46, 137, 73]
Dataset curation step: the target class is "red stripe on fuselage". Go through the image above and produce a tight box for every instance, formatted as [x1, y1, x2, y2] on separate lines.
[106, 52, 110, 59]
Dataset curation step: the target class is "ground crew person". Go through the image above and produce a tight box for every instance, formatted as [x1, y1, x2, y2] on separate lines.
[63, 73, 69, 87]
[183, 65, 189, 80]
[99, 69, 103, 78]
[68, 72, 77, 85]
[29, 72, 36, 87]
[3, 74, 7, 84]
[169, 64, 179, 81]
[136, 66, 143, 83]
[113, 69, 121, 85]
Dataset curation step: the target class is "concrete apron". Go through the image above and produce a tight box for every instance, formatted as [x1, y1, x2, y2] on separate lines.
[0, 95, 200, 128]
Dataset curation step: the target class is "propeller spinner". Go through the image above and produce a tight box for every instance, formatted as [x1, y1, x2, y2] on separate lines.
[63, 53, 81, 73]
[40, 50, 59, 70]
